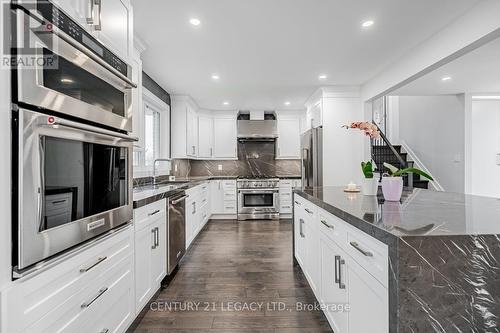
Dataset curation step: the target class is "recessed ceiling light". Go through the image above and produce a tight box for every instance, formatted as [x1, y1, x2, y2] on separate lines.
[318, 74, 328, 80]
[211, 74, 220, 80]
[284, 101, 291, 106]
[362, 20, 374, 28]
[223, 101, 230, 106]
[441, 76, 452, 82]
[60, 78, 73, 83]
[189, 18, 201, 26]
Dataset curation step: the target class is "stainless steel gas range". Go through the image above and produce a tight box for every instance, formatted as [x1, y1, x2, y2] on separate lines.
[237, 178, 280, 220]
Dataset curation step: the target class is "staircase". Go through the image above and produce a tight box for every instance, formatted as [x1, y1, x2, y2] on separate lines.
[371, 144, 430, 189]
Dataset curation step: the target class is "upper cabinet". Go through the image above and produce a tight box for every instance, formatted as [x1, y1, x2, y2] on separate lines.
[97, 0, 132, 58]
[186, 106, 199, 157]
[276, 116, 301, 159]
[53, 0, 132, 59]
[306, 101, 323, 130]
[213, 116, 237, 159]
[198, 114, 214, 158]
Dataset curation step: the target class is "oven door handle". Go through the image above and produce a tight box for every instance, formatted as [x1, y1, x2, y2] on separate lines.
[51, 118, 139, 142]
[33, 27, 137, 89]
[238, 189, 279, 193]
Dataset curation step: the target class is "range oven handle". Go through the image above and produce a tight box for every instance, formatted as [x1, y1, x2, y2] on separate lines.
[51, 118, 139, 142]
[238, 189, 279, 193]
[33, 25, 137, 89]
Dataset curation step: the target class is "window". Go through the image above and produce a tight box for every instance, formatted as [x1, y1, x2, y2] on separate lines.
[144, 102, 161, 166]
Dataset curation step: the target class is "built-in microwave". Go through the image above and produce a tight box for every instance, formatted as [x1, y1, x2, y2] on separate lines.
[13, 108, 135, 274]
[13, 1, 136, 132]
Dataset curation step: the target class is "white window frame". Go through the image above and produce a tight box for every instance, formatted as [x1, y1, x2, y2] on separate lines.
[133, 88, 171, 178]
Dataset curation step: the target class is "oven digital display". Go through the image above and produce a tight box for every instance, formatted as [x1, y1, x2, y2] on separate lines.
[82, 34, 104, 57]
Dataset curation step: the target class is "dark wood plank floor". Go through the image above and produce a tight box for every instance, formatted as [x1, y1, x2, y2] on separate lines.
[131, 219, 333, 333]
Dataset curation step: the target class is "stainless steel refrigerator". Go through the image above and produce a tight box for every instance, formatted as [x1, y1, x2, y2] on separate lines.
[301, 127, 323, 189]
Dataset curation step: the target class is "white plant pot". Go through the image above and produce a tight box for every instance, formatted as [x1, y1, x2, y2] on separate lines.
[361, 177, 379, 196]
[381, 177, 404, 202]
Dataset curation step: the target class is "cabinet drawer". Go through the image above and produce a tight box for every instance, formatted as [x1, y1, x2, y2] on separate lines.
[223, 201, 237, 213]
[223, 192, 237, 201]
[3, 227, 133, 333]
[279, 180, 293, 187]
[222, 180, 236, 189]
[318, 209, 348, 246]
[134, 199, 166, 230]
[346, 231, 388, 288]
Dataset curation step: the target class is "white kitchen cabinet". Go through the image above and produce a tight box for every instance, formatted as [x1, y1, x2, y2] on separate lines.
[210, 180, 237, 215]
[186, 106, 198, 157]
[185, 193, 197, 248]
[294, 196, 389, 333]
[320, 236, 349, 333]
[133, 199, 167, 313]
[171, 97, 200, 159]
[277, 118, 301, 159]
[1, 226, 135, 333]
[347, 255, 389, 333]
[213, 117, 237, 159]
[280, 179, 301, 216]
[307, 101, 323, 129]
[198, 115, 214, 158]
[185, 182, 211, 249]
[97, 0, 131, 58]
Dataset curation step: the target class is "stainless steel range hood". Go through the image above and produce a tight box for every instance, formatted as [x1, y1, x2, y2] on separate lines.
[237, 120, 278, 139]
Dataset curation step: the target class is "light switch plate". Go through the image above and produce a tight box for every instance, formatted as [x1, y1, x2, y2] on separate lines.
[218, 164, 223, 171]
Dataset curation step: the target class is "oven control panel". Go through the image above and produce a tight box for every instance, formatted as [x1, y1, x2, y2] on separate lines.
[237, 178, 280, 189]
[35, 1, 129, 77]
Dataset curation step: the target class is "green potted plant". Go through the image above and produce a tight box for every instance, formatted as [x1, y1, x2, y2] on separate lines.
[361, 161, 379, 196]
[382, 163, 434, 201]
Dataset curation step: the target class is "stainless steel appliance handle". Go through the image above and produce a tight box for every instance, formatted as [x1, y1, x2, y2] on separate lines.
[37, 137, 45, 232]
[52, 118, 139, 142]
[80, 256, 107, 273]
[36, 26, 137, 88]
[238, 189, 279, 193]
[350, 242, 373, 257]
[81, 287, 108, 308]
[302, 148, 309, 187]
[155, 227, 159, 248]
[171, 195, 188, 205]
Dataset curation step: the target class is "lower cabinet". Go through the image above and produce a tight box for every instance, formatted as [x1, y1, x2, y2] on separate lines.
[294, 196, 389, 333]
[1, 225, 135, 333]
[210, 179, 237, 216]
[133, 199, 167, 314]
[186, 182, 211, 249]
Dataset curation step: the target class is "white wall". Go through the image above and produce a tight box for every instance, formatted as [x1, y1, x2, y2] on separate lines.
[322, 90, 364, 186]
[397, 95, 465, 193]
[470, 99, 500, 198]
[362, 0, 500, 101]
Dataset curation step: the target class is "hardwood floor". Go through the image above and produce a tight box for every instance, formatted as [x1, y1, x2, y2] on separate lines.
[130, 219, 333, 333]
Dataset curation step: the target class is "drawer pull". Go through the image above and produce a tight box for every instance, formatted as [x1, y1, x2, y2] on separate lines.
[81, 287, 108, 308]
[304, 208, 313, 215]
[350, 242, 373, 257]
[80, 256, 107, 273]
[294, 200, 301, 206]
[52, 199, 67, 204]
[148, 209, 161, 217]
[282, 206, 291, 209]
[100, 329, 109, 333]
[321, 220, 334, 230]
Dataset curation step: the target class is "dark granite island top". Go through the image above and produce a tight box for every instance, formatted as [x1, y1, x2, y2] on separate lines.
[294, 186, 500, 333]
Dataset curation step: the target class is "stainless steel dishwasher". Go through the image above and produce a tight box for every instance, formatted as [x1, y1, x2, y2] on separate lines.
[167, 192, 187, 274]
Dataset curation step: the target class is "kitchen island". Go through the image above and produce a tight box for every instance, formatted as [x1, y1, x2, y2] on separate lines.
[293, 186, 500, 333]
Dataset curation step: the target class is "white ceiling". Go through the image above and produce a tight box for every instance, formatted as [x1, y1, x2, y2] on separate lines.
[390, 37, 500, 96]
[132, 0, 480, 110]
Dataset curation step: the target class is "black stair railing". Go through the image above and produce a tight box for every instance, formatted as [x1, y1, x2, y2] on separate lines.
[371, 122, 413, 188]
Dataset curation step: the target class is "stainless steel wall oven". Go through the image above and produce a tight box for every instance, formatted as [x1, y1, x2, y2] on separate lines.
[12, 2, 137, 275]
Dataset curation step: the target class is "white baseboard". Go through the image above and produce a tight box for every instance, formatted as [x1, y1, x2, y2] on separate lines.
[210, 214, 237, 220]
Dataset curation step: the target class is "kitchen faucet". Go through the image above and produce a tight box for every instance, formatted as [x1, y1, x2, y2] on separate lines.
[153, 158, 172, 185]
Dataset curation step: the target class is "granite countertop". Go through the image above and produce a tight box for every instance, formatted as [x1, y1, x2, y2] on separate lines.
[294, 186, 500, 240]
[133, 179, 212, 208]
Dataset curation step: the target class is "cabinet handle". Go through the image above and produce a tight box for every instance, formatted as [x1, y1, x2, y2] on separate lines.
[321, 220, 334, 230]
[334, 255, 340, 284]
[100, 329, 109, 333]
[299, 219, 305, 238]
[86, 0, 95, 25]
[151, 228, 157, 249]
[80, 256, 107, 273]
[81, 287, 108, 308]
[210, 148, 213, 157]
[350, 242, 373, 257]
[294, 200, 301, 206]
[283, 206, 290, 209]
[192, 202, 196, 214]
[52, 199, 67, 204]
[155, 227, 159, 248]
[338, 257, 346, 289]
[148, 209, 160, 217]
[94, 0, 102, 31]
[305, 208, 313, 215]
